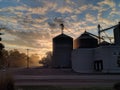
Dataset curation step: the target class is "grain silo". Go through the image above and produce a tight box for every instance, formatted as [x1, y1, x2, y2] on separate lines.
[72, 31, 98, 73]
[52, 24, 73, 68]
[74, 31, 98, 48]
[114, 22, 120, 45]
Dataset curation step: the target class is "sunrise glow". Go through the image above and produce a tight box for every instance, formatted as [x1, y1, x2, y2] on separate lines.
[0, 0, 120, 57]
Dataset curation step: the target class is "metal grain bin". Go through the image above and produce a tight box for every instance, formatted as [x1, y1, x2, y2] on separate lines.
[75, 31, 98, 48]
[52, 33, 73, 68]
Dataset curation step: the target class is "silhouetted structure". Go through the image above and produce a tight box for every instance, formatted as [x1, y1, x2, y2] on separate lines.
[74, 31, 98, 49]
[72, 22, 120, 73]
[52, 23, 73, 68]
[98, 22, 120, 45]
[114, 22, 120, 45]
[52, 33, 73, 68]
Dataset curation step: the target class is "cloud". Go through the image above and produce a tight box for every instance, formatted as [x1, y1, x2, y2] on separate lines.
[23, 0, 57, 15]
[3, 29, 52, 49]
[98, 0, 116, 8]
[119, 3, 120, 7]
[96, 0, 120, 29]
[85, 13, 97, 23]
[97, 0, 116, 17]
[56, 5, 73, 14]
[98, 17, 114, 28]
[0, 0, 119, 55]
[65, 0, 76, 5]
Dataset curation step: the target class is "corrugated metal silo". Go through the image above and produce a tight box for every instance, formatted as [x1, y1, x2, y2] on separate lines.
[114, 23, 120, 45]
[52, 33, 73, 68]
[74, 31, 98, 48]
[99, 41, 110, 46]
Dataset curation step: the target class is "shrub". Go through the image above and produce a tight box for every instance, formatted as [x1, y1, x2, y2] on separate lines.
[0, 71, 15, 90]
[113, 82, 120, 90]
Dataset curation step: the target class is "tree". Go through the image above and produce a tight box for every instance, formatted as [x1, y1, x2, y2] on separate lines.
[0, 49, 9, 68]
[7, 49, 27, 67]
[0, 40, 5, 68]
[0, 28, 5, 68]
[0, 49, 6, 68]
[0, 49, 41, 68]
[39, 51, 53, 68]
[0, 49, 27, 68]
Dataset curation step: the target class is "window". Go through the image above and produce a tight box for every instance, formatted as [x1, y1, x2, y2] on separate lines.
[117, 56, 120, 67]
[94, 60, 103, 71]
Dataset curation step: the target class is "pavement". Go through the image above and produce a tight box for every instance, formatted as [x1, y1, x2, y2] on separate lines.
[3, 68, 120, 87]
[14, 74, 120, 87]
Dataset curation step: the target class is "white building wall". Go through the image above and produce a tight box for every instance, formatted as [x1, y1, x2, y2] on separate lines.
[72, 48, 94, 73]
[94, 46, 120, 73]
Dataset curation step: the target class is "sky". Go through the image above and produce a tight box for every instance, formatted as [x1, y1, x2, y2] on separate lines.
[0, 0, 120, 56]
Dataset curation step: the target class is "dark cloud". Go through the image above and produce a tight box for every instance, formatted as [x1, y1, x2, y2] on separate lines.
[48, 22, 57, 29]
[48, 17, 64, 29]
[54, 17, 64, 24]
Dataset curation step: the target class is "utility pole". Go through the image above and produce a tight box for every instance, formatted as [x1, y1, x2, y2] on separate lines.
[0, 28, 5, 69]
[98, 24, 101, 44]
[26, 49, 30, 68]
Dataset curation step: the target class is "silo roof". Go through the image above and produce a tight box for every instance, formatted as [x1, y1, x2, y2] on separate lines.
[53, 33, 73, 40]
[99, 41, 110, 46]
[78, 31, 97, 39]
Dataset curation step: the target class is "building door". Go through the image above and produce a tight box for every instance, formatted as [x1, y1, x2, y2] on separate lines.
[94, 60, 103, 71]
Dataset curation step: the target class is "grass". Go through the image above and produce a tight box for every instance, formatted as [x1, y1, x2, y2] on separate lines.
[16, 86, 113, 90]
[0, 71, 15, 90]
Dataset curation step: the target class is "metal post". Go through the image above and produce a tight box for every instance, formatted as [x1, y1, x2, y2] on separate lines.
[98, 24, 101, 44]
[60, 23, 64, 34]
[26, 49, 29, 68]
